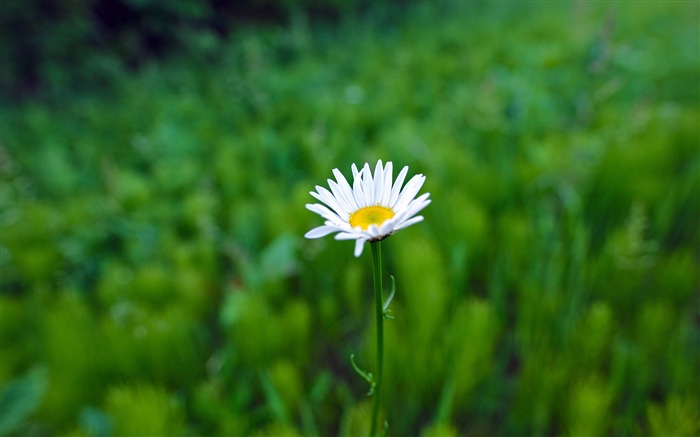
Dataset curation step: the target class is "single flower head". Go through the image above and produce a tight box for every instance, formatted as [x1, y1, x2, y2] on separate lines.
[305, 160, 431, 257]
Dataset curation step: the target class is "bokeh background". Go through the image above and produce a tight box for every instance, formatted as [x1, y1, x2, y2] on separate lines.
[1, 1, 698, 436]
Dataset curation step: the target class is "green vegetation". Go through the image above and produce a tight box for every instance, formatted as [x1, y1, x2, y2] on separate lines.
[1, 1, 698, 436]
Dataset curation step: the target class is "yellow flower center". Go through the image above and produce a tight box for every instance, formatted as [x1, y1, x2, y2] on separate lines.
[349, 205, 395, 230]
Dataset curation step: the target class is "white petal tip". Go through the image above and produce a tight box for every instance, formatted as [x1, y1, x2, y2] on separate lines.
[305, 225, 339, 239]
[354, 239, 366, 257]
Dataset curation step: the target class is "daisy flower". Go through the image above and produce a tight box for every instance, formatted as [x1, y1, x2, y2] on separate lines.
[305, 160, 431, 257]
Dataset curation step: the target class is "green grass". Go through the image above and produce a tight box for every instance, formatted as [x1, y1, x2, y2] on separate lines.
[1, 2, 699, 436]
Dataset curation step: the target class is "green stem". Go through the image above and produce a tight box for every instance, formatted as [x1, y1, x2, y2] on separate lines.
[369, 241, 384, 437]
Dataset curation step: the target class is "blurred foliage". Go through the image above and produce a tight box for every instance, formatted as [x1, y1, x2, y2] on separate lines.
[0, 0, 380, 100]
[1, 1, 699, 436]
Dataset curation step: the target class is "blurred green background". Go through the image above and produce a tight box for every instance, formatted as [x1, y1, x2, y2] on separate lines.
[1, 1, 698, 436]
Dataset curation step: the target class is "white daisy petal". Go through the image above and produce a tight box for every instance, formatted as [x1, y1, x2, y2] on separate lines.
[359, 229, 375, 239]
[354, 238, 366, 257]
[352, 167, 365, 205]
[394, 174, 426, 213]
[352, 163, 361, 179]
[306, 203, 344, 225]
[374, 160, 384, 205]
[398, 193, 431, 222]
[335, 232, 363, 240]
[395, 215, 424, 230]
[362, 163, 373, 205]
[378, 218, 396, 235]
[389, 165, 409, 207]
[333, 168, 359, 211]
[381, 161, 393, 205]
[367, 223, 381, 237]
[311, 186, 348, 220]
[326, 219, 352, 232]
[327, 179, 353, 217]
[305, 225, 340, 239]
